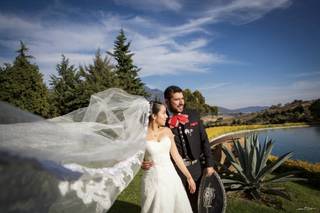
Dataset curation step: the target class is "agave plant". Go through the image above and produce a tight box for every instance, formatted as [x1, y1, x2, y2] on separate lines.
[221, 134, 303, 200]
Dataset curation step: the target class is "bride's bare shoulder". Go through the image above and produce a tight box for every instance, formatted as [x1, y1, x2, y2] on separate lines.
[160, 127, 173, 136]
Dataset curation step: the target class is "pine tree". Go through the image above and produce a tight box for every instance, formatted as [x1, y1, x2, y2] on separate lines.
[79, 49, 118, 104]
[0, 41, 49, 117]
[49, 55, 86, 116]
[81, 49, 116, 92]
[108, 29, 148, 97]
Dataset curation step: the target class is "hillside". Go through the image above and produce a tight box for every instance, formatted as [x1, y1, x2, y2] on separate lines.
[144, 86, 164, 102]
[218, 106, 268, 115]
[213, 99, 320, 126]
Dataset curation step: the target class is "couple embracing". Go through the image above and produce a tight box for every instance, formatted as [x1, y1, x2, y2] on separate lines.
[141, 85, 215, 213]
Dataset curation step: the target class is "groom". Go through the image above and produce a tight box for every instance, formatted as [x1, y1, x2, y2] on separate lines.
[143, 85, 215, 213]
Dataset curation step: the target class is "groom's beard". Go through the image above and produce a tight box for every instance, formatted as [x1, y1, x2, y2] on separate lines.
[168, 105, 184, 114]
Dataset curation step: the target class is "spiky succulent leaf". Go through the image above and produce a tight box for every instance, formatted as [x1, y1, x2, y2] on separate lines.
[222, 144, 237, 163]
[262, 171, 301, 183]
[250, 189, 261, 200]
[256, 138, 273, 176]
[250, 142, 257, 179]
[244, 136, 251, 174]
[230, 161, 250, 183]
[222, 178, 247, 185]
[261, 188, 291, 200]
[221, 133, 301, 203]
[234, 141, 246, 170]
[256, 152, 293, 181]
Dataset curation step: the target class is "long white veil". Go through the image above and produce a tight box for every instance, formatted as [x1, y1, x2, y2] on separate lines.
[0, 88, 149, 213]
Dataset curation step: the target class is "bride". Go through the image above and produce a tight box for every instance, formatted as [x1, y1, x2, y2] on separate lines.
[141, 101, 195, 213]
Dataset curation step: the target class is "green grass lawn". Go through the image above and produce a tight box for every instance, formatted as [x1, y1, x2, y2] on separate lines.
[226, 181, 320, 213]
[108, 171, 142, 213]
[109, 170, 320, 213]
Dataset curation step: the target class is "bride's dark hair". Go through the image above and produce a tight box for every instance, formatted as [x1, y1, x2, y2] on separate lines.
[148, 101, 164, 124]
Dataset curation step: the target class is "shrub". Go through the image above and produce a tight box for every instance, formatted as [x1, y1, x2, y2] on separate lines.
[220, 134, 304, 202]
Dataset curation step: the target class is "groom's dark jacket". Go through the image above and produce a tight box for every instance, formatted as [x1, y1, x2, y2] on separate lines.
[167, 109, 214, 168]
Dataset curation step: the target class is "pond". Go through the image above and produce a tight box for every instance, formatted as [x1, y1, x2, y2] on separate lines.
[253, 126, 320, 163]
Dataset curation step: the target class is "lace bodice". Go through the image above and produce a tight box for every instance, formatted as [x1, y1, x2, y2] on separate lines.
[145, 136, 172, 167]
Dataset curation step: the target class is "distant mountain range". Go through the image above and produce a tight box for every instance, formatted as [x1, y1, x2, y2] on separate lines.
[144, 86, 164, 102]
[218, 106, 269, 115]
[224, 99, 319, 125]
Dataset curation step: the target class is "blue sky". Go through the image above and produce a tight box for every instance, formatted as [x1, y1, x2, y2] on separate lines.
[0, 0, 319, 109]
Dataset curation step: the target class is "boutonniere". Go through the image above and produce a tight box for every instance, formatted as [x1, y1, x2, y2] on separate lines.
[184, 128, 194, 136]
[190, 121, 198, 127]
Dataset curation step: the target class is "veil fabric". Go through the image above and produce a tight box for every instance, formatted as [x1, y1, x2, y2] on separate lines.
[0, 88, 149, 213]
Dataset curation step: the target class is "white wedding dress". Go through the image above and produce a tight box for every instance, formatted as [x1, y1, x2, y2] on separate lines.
[141, 136, 193, 213]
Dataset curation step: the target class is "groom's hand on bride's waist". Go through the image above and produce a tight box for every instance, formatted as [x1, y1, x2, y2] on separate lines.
[141, 160, 153, 170]
[203, 167, 215, 177]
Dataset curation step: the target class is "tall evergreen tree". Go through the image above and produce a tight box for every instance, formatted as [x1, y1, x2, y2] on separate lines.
[0, 41, 49, 117]
[50, 55, 85, 116]
[108, 29, 148, 97]
[80, 49, 117, 104]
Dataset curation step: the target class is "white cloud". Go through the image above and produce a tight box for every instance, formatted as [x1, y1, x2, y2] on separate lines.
[0, 12, 226, 82]
[179, 38, 209, 51]
[0, 13, 117, 80]
[135, 47, 223, 76]
[160, 0, 292, 38]
[113, 0, 291, 16]
[289, 71, 320, 78]
[197, 83, 231, 91]
[0, 0, 293, 85]
[113, 0, 183, 11]
[0, 56, 12, 69]
[0, 13, 41, 32]
[204, 0, 291, 24]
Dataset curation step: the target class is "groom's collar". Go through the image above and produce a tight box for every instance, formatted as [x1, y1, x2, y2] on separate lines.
[166, 108, 187, 117]
[167, 109, 174, 117]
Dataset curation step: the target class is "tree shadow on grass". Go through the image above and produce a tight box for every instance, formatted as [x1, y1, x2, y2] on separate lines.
[108, 200, 141, 213]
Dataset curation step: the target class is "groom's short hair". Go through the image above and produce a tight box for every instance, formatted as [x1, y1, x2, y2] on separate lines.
[164, 85, 183, 100]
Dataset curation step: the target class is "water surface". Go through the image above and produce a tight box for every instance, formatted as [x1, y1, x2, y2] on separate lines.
[254, 126, 320, 163]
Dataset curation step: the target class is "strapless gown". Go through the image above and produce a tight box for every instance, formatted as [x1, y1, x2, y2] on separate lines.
[141, 136, 193, 213]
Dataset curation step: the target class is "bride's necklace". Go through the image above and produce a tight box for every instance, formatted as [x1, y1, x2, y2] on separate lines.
[149, 128, 160, 139]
